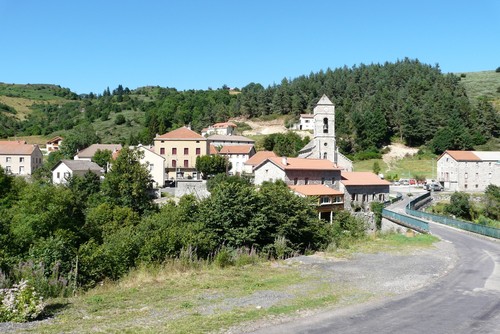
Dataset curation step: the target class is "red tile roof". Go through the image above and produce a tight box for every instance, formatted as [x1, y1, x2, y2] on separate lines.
[0, 140, 27, 145]
[76, 144, 122, 159]
[441, 150, 481, 161]
[341, 172, 391, 186]
[0, 143, 38, 155]
[46, 136, 63, 144]
[289, 184, 343, 196]
[209, 144, 219, 155]
[219, 145, 254, 155]
[262, 157, 340, 171]
[156, 127, 205, 140]
[245, 151, 277, 166]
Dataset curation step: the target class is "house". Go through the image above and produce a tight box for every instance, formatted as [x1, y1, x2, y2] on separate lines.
[46, 136, 63, 152]
[253, 156, 342, 188]
[289, 184, 344, 223]
[340, 172, 390, 210]
[134, 144, 166, 188]
[243, 150, 277, 174]
[52, 160, 102, 184]
[153, 126, 208, 180]
[207, 134, 255, 147]
[74, 144, 122, 161]
[437, 150, 500, 192]
[218, 145, 256, 175]
[0, 141, 43, 175]
[201, 122, 237, 137]
[298, 95, 353, 171]
[293, 114, 315, 131]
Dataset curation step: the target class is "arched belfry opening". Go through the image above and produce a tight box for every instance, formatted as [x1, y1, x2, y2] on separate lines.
[323, 117, 329, 134]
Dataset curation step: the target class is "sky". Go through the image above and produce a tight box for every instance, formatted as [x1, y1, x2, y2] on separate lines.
[0, 0, 499, 94]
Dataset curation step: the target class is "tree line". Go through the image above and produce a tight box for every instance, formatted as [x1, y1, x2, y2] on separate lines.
[1, 59, 498, 154]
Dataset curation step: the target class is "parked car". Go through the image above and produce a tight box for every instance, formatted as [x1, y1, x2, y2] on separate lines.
[399, 179, 409, 185]
[425, 183, 443, 191]
[409, 179, 417, 185]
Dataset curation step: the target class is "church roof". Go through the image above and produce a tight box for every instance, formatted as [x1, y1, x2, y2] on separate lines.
[316, 94, 333, 105]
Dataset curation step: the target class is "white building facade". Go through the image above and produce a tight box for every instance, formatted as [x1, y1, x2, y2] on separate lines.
[437, 150, 500, 192]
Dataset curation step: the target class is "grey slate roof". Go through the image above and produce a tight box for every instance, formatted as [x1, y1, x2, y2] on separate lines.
[55, 160, 102, 172]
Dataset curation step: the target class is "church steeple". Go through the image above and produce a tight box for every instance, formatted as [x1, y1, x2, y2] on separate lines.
[313, 95, 336, 160]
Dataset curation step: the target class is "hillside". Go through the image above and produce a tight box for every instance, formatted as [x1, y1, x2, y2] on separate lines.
[458, 70, 500, 111]
[0, 61, 498, 155]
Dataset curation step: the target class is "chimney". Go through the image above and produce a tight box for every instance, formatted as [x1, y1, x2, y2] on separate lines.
[282, 156, 288, 166]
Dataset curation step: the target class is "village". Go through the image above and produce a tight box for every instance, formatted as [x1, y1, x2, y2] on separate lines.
[1, 95, 498, 229]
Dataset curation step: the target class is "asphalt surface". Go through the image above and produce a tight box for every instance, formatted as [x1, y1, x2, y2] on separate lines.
[252, 194, 500, 334]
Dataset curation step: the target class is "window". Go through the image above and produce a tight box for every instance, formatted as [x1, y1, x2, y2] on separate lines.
[475, 184, 478, 188]
[305, 178, 309, 185]
[172, 148, 177, 155]
[351, 193, 355, 201]
[196, 148, 201, 155]
[19, 157, 24, 163]
[57, 172, 60, 179]
[323, 152, 327, 159]
[160, 148, 165, 155]
[184, 160, 189, 167]
[321, 178, 325, 185]
[323, 118, 329, 133]
[320, 196, 331, 205]
[172, 160, 177, 168]
[464, 184, 468, 189]
[184, 148, 189, 155]
[19, 166, 24, 174]
[332, 178, 336, 185]
[6, 157, 11, 162]
[465, 173, 468, 179]
[149, 164, 154, 172]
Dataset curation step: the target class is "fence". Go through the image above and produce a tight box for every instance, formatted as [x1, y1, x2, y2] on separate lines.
[406, 204, 500, 239]
[382, 208, 429, 233]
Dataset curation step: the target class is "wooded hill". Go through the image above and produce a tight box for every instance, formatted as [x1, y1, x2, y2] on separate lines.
[1, 59, 499, 155]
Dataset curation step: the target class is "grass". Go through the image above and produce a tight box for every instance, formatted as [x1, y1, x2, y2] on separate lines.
[353, 156, 437, 179]
[23, 233, 438, 333]
[458, 70, 500, 111]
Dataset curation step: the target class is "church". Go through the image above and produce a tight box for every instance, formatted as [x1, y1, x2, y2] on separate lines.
[298, 95, 353, 171]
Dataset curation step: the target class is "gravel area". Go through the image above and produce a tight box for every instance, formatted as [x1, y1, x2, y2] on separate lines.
[226, 239, 458, 333]
[0, 240, 457, 333]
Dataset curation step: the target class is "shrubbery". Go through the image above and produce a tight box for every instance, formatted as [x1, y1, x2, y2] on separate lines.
[0, 279, 45, 322]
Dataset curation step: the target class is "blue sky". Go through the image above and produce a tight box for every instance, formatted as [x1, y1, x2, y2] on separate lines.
[1, 1, 498, 94]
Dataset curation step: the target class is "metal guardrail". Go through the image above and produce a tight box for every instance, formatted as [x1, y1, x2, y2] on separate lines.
[407, 205, 500, 239]
[382, 208, 429, 233]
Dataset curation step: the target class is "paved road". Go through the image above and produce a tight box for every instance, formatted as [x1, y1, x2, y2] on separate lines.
[253, 196, 500, 334]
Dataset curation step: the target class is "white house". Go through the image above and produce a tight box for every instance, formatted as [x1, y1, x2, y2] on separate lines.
[46, 136, 63, 152]
[243, 150, 277, 174]
[52, 160, 102, 184]
[218, 145, 255, 175]
[133, 144, 166, 188]
[201, 122, 237, 137]
[437, 150, 500, 192]
[294, 114, 314, 131]
[0, 141, 43, 175]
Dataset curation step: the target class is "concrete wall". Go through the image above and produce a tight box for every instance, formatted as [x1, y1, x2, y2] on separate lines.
[175, 180, 210, 199]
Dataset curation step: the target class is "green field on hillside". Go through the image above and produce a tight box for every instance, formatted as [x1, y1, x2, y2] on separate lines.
[458, 70, 500, 110]
[354, 156, 437, 180]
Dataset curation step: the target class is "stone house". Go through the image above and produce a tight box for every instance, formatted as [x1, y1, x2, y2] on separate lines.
[0, 141, 43, 175]
[340, 172, 390, 211]
[207, 134, 255, 148]
[437, 150, 500, 192]
[293, 114, 315, 131]
[253, 157, 342, 189]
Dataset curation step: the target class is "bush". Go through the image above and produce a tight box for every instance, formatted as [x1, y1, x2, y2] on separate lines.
[0, 279, 45, 322]
[496, 67, 500, 73]
[114, 114, 126, 125]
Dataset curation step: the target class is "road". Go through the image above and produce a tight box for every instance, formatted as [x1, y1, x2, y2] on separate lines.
[252, 194, 500, 334]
